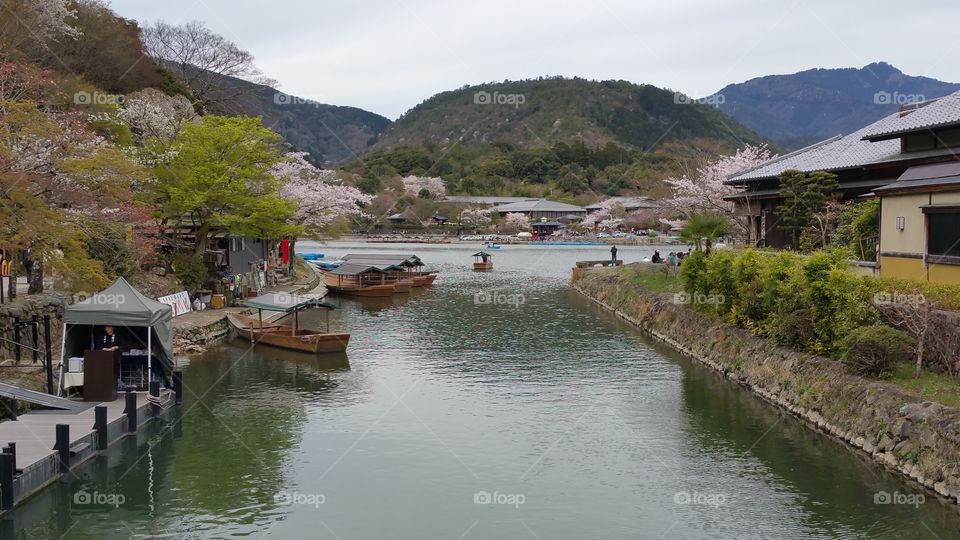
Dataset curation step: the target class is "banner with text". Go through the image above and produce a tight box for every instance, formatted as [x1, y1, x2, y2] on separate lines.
[158, 291, 192, 317]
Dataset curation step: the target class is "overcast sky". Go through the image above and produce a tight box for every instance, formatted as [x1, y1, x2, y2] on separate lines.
[110, 0, 960, 120]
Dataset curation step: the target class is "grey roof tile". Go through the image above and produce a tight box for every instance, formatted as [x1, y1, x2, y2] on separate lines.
[862, 91, 960, 140]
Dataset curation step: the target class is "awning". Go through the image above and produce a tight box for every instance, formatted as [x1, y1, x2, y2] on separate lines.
[242, 293, 335, 312]
[473, 251, 492, 257]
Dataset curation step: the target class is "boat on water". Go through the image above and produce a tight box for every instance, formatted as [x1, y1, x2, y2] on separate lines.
[311, 259, 343, 270]
[340, 254, 438, 288]
[320, 263, 398, 297]
[473, 251, 493, 271]
[227, 293, 350, 353]
[482, 242, 501, 249]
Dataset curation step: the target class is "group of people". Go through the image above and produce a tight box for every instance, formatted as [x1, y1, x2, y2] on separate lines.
[610, 246, 692, 267]
[650, 249, 690, 267]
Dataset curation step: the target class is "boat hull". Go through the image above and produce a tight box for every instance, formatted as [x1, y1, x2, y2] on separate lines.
[321, 272, 397, 297]
[473, 262, 493, 271]
[227, 314, 350, 353]
[410, 273, 438, 286]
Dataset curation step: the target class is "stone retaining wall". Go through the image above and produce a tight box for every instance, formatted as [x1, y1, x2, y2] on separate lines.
[573, 267, 960, 505]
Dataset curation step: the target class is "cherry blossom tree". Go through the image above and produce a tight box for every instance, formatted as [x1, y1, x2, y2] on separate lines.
[459, 207, 492, 231]
[501, 212, 530, 233]
[0, 0, 80, 60]
[402, 175, 446, 199]
[119, 88, 197, 143]
[664, 145, 772, 216]
[272, 152, 372, 262]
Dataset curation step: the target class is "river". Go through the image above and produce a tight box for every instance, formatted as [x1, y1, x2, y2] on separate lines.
[7, 242, 960, 539]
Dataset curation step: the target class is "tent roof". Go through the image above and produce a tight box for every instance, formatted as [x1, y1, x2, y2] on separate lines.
[64, 277, 172, 327]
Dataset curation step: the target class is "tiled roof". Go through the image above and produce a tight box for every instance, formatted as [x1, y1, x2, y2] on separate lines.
[727, 119, 903, 183]
[585, 196, 659, 210]
[494, 199, 586, 213]
[874, 161, 960, 193]
[862, 91, 960, 141]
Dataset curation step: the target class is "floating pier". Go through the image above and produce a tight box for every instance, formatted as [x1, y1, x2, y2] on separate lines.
[0, 372, 182, 513]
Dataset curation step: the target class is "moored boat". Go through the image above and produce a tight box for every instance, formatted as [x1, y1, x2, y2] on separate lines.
[228, 293, 350, 353]
[340, 254, 439, 288]
[320, 263, 397, 297]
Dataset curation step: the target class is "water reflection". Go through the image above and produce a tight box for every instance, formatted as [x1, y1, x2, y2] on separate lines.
[7, 242, 960, 539]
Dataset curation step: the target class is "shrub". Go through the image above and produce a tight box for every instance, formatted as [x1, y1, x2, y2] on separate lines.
[171, 254, 209, 292]
[83, 226, 136, 278]
[768, 307, 817, 350]
[678, 250, 707, 295]
[838, 325, 915, 377]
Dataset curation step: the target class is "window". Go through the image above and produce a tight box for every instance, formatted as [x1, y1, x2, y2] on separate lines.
[927, 212, 960, 257]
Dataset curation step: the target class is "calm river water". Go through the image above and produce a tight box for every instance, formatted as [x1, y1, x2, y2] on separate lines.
[7, 242, 960, 539]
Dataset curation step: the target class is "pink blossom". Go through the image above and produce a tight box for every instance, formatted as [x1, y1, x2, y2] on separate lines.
[273, 152, 372, 232]
[401, 175, 446, 199]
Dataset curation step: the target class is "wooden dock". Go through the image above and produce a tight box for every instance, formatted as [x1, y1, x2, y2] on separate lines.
[0, 378, 182, 512]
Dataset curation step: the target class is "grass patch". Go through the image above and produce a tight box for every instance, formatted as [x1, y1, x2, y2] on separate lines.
[888, 363, 960, 408]
[616, 264, 682, 294]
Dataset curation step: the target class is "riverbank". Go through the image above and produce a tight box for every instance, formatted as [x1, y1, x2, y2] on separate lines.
[572, 264, 960, 505]
[171, 259, 324, 353]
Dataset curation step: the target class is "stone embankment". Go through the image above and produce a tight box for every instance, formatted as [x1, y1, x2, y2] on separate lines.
[573, 266, 960, 505]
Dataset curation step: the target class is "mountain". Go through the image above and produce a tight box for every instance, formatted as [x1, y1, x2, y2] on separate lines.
[372, 77, 766, 152]
[715, 62, 960, 149]
[189, 67, 392, 165]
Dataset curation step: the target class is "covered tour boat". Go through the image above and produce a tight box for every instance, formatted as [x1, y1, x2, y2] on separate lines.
[227, 293, 350, 353]
[319, 263, 398, 297]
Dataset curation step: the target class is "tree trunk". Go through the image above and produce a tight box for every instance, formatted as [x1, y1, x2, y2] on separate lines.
[705, 238, 712, 254]
[193, 223, 211, 257]
[27, 260, 43, 294]
[288, 237, 297, 273]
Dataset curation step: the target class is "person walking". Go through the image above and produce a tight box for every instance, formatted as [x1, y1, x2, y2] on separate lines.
[610, 245, 618, 265]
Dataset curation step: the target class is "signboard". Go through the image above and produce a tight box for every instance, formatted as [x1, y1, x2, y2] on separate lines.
[158, 291, 192, 317]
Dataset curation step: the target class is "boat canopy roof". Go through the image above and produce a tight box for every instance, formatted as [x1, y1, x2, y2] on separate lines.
[473, 251, 492, 257]
[242, 293, 336, 312]
[342, 253, 423, 266]
[326, 263, 391, 276]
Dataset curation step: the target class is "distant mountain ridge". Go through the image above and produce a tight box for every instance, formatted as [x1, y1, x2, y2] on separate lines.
[187, 65, 392, 165]
[372, 77, 766, 152]
[714, 62, 960, 149]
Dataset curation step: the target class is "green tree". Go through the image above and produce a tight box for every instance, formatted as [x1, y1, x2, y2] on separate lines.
[680, 213, 729, 253]
[152, 115, 298, 254]
[778, 170, 839, 250]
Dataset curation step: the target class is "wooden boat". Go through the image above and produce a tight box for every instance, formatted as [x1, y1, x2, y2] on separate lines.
[338, 254, 438, 290]
[320, 263, 397, 297]
[228, 293, 350, 353]
[473, 251, 493, 271]
[410, 272, 438, 286]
